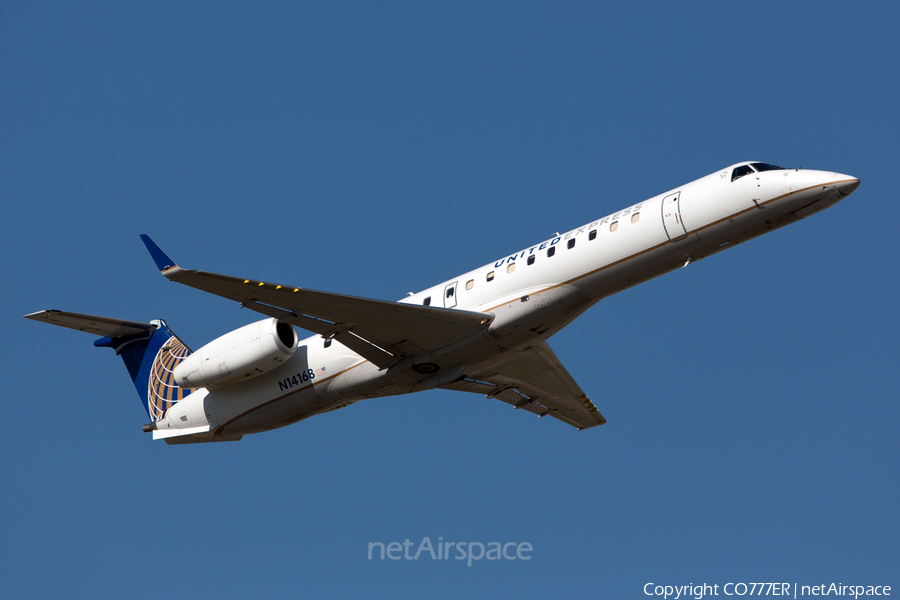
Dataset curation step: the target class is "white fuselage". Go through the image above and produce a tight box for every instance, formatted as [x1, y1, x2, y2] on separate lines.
[153, 163, 858, 440]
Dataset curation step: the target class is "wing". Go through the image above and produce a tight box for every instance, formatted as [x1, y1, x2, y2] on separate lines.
[140, 235, 493, 368]
[441, 341, 606, 430]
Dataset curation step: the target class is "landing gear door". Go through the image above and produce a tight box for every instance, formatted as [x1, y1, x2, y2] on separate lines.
[661, 191, 687, 240]
[444, 281, 458, 308]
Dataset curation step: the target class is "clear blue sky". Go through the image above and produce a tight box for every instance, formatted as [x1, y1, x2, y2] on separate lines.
[3, 3, 897, 598]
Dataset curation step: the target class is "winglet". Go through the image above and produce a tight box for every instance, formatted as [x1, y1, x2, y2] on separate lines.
[140, 235, 178, 272]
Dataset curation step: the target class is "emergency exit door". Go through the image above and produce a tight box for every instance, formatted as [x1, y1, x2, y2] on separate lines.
[444, 281, 458, 308]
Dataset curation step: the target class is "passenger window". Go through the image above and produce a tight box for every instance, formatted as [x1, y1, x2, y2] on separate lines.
[589, 229, 597, 240]
[507, 263, 516, 274]
[466, 279, 474, 290]
[610, 221, 618, 232]
[631, 212, 640, 224]
[567, 239, 575, 249]
[487, 271, 495, 282]
[423, 296, 431, 306]
[527, 255, 535, 265]
[548, 247, 556, 257]
[731, 165, 755, 181]
[446, 287, 454, 298]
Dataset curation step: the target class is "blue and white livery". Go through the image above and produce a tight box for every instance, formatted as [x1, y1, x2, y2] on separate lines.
[25, 162, 860, 444]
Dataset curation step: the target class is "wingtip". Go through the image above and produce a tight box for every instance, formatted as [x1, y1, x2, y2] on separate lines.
[140, 234, 178, 272]
[23, 309, 55, 321]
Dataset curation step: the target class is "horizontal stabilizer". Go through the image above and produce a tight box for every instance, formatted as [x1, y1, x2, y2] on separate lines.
[23, 310, 155, 338]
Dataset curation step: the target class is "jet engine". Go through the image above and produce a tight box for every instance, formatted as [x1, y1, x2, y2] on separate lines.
[174, 318, 298, 388]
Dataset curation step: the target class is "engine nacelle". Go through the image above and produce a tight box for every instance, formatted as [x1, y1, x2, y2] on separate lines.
[174, 318, 298, 388]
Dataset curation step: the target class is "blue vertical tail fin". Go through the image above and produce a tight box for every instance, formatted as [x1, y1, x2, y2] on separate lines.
[94, 320, 194, 421]
[24, 310, 194, 421]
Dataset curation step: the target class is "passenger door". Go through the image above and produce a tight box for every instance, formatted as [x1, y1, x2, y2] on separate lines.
[661, 191, 687, 240]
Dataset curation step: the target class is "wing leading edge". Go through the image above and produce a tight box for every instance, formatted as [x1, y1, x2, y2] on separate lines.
[140, 235, 494, 368]
[441, 341, 606, 430]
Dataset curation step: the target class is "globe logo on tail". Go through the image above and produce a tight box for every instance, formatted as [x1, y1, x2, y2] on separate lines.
[147, 336, 194, 420]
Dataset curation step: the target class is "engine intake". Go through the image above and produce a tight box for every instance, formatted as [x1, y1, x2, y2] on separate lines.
[174, 318, 298, 388]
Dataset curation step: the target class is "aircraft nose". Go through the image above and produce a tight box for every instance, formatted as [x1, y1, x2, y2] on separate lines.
[833, 172, 860, 196]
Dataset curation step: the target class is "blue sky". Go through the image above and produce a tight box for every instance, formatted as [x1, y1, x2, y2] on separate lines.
[3, 3, 898, 598]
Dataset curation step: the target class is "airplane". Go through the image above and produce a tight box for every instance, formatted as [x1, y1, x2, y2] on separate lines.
[25, 162, 860, 444]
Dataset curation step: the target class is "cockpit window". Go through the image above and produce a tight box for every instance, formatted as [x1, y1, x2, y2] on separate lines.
[731, 165, 756, 182]
[750, 162, 786, 172]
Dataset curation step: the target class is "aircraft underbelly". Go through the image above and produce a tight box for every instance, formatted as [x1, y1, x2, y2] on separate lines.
[483, 285, 586, 348]
[218, 385, 335, 434]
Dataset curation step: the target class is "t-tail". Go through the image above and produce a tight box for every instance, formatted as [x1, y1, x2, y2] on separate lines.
[23, 310, 194, 422]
